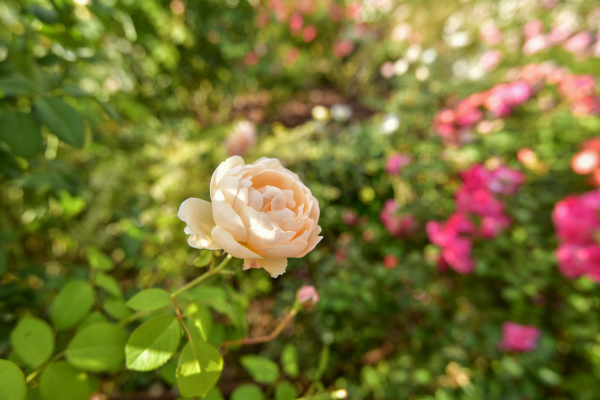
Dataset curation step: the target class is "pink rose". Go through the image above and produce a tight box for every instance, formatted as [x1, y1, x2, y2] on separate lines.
[479, 215, 511, 238]
[302, 25, 317, 42]
[500, 322, 541, 352]
[488, 165, 526, 195]
[564, 32, 592, 55]
[442, 237, 475, 274]
[479, 49, 502, 71]
[296, 285, 319, 308]
[333, 39, 355, 58]
[289, 13, 303, 36]
[380, 200, 416, 237]
[523, 20, 544, 39]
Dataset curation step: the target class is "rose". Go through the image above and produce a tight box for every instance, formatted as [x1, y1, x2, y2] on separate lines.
[178, 156, 323, 278]
[296, 285, 319, 308]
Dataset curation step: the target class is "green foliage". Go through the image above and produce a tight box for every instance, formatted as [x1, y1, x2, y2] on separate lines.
[10, 317, 54, 368]
[0, 111, 43, 158]
[231, 384, 264, 400]
[126, 289, 172, 311]
[65, 323, 126, 373]
[240, 355, 280, 384]
[185, 303, 213, 342]
[281, 344, 299, 379]
[176, 340, 223, 398]
[33, 97, 85, 148]
[39, 362, 93, 400]
[94, 273, 122, 298]
[125, 314, 181, 371]
[86, 248, 114, 272]
[0, 360, 26, 400]
[49, 281, 95, 331]
[275, 381, 298, 400]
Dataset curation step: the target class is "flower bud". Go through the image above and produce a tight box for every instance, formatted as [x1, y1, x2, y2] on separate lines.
[296, 285, 319, 308]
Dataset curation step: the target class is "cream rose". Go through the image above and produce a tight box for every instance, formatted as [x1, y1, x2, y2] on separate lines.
[178, 156, 323, 278]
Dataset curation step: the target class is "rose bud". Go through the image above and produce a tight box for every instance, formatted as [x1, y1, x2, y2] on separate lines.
[296, 285, 319, 308]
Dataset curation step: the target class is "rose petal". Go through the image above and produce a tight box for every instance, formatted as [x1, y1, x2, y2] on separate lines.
[294, 226, 323, 258]
[210, 156, 244, 194]
[212, 189, 248, 242]
[247, 226, 296, 249]
[178, 198, 221, 250]
[211, 225, 261, 259]
[257, 258, 288, 278]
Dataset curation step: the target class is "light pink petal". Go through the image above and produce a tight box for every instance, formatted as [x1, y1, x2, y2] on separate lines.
[212, 189, 247, 242]
[210, 156, 244, 195]
[178, 198, 221, 250]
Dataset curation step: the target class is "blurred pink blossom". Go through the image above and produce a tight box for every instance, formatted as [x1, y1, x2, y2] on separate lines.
[480, 25, 503, 46]
[523, 20, 544, 39]
[385, 153, 413, 175]
[245, 51, 259, 66]
[226, 120, 257, 156]
[500, 322, 541, 352]
[302, 25, 317, 42]
[380, 62, 395, 79]
[380, 199, 416, 237]
[333, 39, 355, 57]
[383, 254, 398, 269]
[564, 31, 592, 55]
[523, 34, 550, 55]
[479, 49, 502, 71]
[548, 25, 572, 44]
[342, 208, 359, 226]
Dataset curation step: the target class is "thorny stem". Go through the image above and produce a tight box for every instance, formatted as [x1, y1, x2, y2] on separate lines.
[118, 254, 234, 327]
[220, 308, 298, 348]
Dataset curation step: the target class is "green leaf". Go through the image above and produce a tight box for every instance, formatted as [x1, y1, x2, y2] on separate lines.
[87, 247, 114, 271]
[0, 111, 43, 158]
[10, 317, 55, 368]
[275, 381, 297, 400]
[230, 384, 263, 400]
[208, 323, 225, 348]
[94, 272, 122, 298]
[66, 322, 126, 372]
[57, 191, 86, 219]
[0, 359, 26, 400]
[99, 101, 123, 124]
[126, 314, 181, 371]
[0, 76, 37, 96]
[240, 355, 280, 384]
[39, 362, 92, 400]
[176, 340, 223, 398]
[33, 97, 85, 148]
[50, 281, 95, 331]
[194, 250, 213, 267]
[30, 6, 60, 24]
[203, 387, 225, 400]
[60, 85, 90, 98]
[78, 312, 108, 330]
[103, 298, 132, 320]
[185, 303, 212, 342]
[126, 288, 172, 311]
[281, 344, 299, 378]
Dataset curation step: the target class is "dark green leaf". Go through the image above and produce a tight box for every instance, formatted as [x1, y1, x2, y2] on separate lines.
[66, 322, 126, 372]
[61, 85, 90, 98]
[34, 97, 85, 148]
[0, 111, 43, 158]
[0, 245, 7, 277]
[0, 76, 37, 96]
[10, 317, 55, 368]
[160, 358, 178, 386]
[39, 362, 92, 400]
[99, 101, 123, 124]
[230, 384, 263, 400]
[176, 340, 223, 398]
[126, 314, 181, 371]
[0, 359, 26, 400]
[30, 6, 60, 24]
[50, 280, 95, 331]
[240, 355, 280, 384]
[126, 288, 172, 311]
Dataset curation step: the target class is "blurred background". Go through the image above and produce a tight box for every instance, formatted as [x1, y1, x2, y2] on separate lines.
[2, 0, 600, 399]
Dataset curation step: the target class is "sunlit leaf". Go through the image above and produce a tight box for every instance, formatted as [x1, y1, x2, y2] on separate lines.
[87, 247, 114, 271]
[275, 381, 297, 400]
[176, 340, 223, 398]
[94, 272, 122, 298]
[185, 303, 212, 342]
[126, 314, 181, 371]
[281, 344, 298, 379]
[66, 322, 126, 372]
[230, 384, 263, 400]
[103, 298, 132, 320]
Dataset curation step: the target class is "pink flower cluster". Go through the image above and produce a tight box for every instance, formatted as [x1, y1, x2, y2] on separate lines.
[500, 322, 541, 352]
[426, 164, 525, 274]
[380, 199, 416, 238]
[520, 18, 600, 58]
[552, 190, 600, 282]
[432, 81, 533, 144]
[433, 64, 600, 145]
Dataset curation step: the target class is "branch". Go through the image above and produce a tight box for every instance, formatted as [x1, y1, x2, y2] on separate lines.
[220, 308, 298, 348]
